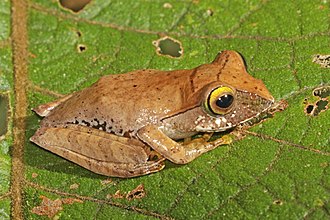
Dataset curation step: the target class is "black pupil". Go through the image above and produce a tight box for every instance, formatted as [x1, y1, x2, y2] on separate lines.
[216, 94, 234, 108]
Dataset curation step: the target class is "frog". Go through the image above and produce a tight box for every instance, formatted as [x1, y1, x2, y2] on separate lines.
[30, 50, 274, 178]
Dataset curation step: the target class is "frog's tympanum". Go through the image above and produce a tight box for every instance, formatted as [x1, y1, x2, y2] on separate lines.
[31, 50, 274, 177]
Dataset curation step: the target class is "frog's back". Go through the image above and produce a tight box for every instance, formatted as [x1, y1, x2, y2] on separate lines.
[40, 68, 199, 136]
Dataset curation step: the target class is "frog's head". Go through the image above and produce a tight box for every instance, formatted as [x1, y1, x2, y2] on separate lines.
[194, 50, 274, 132]
[192, 80, 274, 132]
[161, 50, 274, 138]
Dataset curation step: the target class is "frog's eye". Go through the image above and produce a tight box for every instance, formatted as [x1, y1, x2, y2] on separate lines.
[205, 86, 235, 115]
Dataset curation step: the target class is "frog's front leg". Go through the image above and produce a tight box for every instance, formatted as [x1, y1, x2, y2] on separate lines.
[137, 125, 232, 164]
[30, 125, 165, 177]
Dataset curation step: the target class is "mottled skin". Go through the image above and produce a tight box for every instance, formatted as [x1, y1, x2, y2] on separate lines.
[30, 50, 274, 177]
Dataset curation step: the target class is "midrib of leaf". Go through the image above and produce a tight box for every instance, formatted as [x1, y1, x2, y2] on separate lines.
[10, 0, 29, 219]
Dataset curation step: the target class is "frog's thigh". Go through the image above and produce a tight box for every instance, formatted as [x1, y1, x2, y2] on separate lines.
[137, 125, 231, 164]
[30, 125, 165, 177]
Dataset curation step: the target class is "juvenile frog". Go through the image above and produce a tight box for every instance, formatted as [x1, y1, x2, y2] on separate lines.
[30, 50, 274, 177]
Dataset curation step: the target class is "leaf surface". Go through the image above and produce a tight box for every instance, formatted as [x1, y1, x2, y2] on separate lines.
[1, 0, 329, 219]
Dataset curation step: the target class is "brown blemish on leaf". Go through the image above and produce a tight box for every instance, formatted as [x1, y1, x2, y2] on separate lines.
[107, 190, 125, 199]
[31, 173, 38, 178]
[126, 184, 146, 201]
[58, 0, 91, 13]
[31, 195, 83, 218]
[152, 36, 183, 58]
[100, 178, 113, 185]
[69, 183, 79, 190]
[312, 54, 330, 68]
[106, 184, 146, 201]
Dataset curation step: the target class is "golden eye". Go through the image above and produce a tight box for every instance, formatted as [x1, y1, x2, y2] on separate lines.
[205, 86, 235, 115]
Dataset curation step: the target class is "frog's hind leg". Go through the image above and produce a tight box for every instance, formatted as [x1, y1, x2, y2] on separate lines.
[30, 125, 165, 177]
[33, 94, 73, 117]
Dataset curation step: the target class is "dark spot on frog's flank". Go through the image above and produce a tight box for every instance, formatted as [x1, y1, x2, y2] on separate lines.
[133, 85, 137, 88]
[81, 120, 91, 127]
[244, 81, 248, 84]
[254, 86, 258, 90]
[232, 75, 237, 79]
[92, 118, 107, 131]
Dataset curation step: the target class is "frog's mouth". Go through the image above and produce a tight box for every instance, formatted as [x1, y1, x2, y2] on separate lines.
[239, 99, 286, 127]
[195, 95, 274, 133]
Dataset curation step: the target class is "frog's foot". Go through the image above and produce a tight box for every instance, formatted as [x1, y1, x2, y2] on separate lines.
[138, 125, 232, 164]
[30, 125, 165, 177]
[33, 94, 73, 117]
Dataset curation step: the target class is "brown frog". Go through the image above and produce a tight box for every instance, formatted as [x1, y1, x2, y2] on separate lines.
[30, 50, 274, 177]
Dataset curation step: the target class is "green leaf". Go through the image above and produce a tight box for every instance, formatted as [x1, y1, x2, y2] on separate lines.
[0, 0, 12, 218]
[1, 0, 329, 219]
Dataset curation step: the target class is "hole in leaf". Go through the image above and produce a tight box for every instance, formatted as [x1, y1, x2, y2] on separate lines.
[76, 30, 82, 37]
[153, 36, 183, 58]
[59, 0, 91, 13]
[304, 86, 329, 116]
[305, 105, 314, 114]
[273, 199, 283, 205]
[312, 54, 330, 68]
[313, 85, 330, 98]
[163, 3, 173, 9]
[315, 99, 328, 114]
[77, 44, 87, 53]
[206, 9, 214, 16]
[0, 94, 9, 136]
